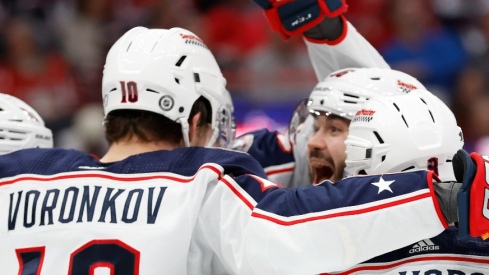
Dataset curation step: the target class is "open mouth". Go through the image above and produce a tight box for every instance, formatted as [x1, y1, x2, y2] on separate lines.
[310, 161, 334, 185]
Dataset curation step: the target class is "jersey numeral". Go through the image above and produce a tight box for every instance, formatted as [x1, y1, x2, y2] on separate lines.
[16, 247, 45, 275]
[120, 81, 139, 103]
[17, 240, 139, 275]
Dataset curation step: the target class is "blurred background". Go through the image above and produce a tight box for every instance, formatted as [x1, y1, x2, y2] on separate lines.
[0, 0, 488, 157]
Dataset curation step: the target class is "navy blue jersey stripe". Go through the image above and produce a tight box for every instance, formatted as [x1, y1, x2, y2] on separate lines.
[249, 171, 431, 217]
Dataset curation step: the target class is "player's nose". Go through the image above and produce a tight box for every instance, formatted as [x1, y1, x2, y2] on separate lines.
[308, 131, 327, 152]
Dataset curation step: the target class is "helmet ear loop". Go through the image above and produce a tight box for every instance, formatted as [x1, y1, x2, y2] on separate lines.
[345, 146, 373, 176]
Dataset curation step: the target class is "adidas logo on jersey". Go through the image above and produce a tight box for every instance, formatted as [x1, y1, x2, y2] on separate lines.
[408, 239, 439, 254]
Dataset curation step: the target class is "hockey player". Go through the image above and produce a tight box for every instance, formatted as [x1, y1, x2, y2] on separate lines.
[344, 89, 463, 182]
[334, 90, 489, 274]
[234, 0, 424, 187]
[306, 68, 426, 185]
[233, 67, 425, 187]
[0, 93, 53, 154]
[0, 26, 485, 274]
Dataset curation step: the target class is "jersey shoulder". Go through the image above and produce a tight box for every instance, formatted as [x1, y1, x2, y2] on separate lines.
[232, 129, 295, 169]
[0, 147, 267, 180]
[76, 147, 267, 179]
[144, 147, 268, 178]
[0, 148, 96, 178]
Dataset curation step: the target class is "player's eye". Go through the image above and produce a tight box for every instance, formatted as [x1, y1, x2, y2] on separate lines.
[330, 125, 344, 134]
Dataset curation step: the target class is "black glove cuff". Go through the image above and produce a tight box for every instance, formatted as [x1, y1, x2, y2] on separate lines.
[303, 16, 344, 41]
[434, 181, 461, 224]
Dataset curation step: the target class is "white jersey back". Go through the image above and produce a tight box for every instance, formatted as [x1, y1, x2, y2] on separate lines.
[2, 165, 221, 274]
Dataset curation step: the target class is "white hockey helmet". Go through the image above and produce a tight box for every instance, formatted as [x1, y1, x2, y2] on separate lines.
[0, 93, 53, 154]
[307, 68, 426, 119]
[345, 89, 463, 182]
[102, 27, 234, 147]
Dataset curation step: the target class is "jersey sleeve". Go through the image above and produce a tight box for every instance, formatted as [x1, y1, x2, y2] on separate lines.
[201, 169, 447, 274]
[231, 129, 296, 186]
[304, 16, 391, 81]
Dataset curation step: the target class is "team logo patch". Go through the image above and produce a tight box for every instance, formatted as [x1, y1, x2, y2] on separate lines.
[397, 80, 418, 93]
[352, 109, 375, 123]
[159, 95, 174, 111]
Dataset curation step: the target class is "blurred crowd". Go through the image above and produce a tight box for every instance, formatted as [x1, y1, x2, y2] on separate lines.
[0, 0, 488, 157]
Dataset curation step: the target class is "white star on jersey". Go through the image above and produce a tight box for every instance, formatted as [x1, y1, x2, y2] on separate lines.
[371, 176, 395, 194]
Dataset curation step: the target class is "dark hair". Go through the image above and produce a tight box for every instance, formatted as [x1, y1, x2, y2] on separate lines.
[104, 96, 212, 146]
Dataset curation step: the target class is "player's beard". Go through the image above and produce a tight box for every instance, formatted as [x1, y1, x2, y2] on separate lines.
[309, 149, 345, 185]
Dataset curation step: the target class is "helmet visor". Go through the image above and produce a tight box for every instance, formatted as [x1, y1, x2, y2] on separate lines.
[287, 98, 309, 144]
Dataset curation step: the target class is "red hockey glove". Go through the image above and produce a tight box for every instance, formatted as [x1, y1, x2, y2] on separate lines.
[251, 0, 348, 40]
[453, 149, 489, 240]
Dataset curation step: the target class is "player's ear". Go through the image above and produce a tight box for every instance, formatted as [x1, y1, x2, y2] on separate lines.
[188, 112, 202, 144]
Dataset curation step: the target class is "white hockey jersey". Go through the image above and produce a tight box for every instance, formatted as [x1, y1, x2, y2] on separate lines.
[1, 147, 447, 274]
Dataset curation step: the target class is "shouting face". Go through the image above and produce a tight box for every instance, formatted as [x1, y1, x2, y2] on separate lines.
[307, 113, 350, 184]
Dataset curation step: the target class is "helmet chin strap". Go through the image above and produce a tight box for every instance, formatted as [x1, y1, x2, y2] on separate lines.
[179, 119, 190, 147]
